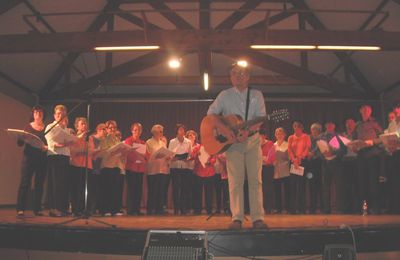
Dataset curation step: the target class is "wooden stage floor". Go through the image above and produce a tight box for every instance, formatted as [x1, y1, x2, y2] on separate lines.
[1, 208, 400, 257]
[1, 208, 400, 230]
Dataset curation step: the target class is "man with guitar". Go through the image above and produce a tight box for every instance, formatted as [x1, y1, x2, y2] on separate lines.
[204, 63, 268, 230]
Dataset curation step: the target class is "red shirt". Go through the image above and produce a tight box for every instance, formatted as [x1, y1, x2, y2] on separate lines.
[192, 144, 216, 178]
[124, 136, 146, 173]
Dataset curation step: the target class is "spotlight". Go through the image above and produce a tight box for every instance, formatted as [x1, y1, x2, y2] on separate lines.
[168, 58, 181, 69]
[236, 60, 248, 68]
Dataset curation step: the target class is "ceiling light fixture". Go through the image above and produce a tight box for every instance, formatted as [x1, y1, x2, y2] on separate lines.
[251, 45, 316, 50]
[203, 72, 209, 91]
[317, 45, 381, 51]
[94, 46, 160, 51]
[251, 45, 381, 51]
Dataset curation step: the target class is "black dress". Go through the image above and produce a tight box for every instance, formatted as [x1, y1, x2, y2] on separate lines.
[16, 124, 47, 213]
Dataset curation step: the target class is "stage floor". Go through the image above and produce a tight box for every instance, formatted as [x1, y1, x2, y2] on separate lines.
[1, 208, 400, 256]
[1, 208, 400, 230]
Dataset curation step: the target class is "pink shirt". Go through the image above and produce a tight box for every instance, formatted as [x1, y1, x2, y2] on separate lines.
[261, 140, 275, 165]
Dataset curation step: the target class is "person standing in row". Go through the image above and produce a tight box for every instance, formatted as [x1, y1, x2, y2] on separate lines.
[99, 120, 122, 216]
[168, 124, 192, 215]
[146, 124, 170, 215]
[69, 117, 94, 216]
[287, 121, 310, 214]
[260, 129, 275, 214]
[16, 105, 48, 217]
[45, 104, 73, 217]
[307, 123, 323, 214]
[272, 127, 290, 214]
[124, 122, 146, 216]
[354, 104, 383, 214]
[88, 123, 107, 214]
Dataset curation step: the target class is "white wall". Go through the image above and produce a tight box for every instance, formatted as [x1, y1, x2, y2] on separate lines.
[0, 92, 30, 205]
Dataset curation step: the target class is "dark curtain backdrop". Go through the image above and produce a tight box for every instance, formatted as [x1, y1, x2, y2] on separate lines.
[59, 100, 383, 140]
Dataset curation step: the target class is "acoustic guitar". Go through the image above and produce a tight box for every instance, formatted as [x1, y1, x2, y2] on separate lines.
[200, 109, 289, 155]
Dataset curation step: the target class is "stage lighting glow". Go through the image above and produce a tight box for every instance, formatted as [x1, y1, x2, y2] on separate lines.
[203, 72, 209, 91]
[236, 60, 248, 68]
[94, 46, 160, 51]
[168, 58, 181, 69]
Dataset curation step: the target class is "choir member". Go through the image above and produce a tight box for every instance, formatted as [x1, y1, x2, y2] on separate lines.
[319, 121, 346, 214]
[88, 123, 107, 214]
[260, 129, 275, 214]
[69, 117, 94, 216]
[168, 124, 192, 215]
[191, 144, 216, 215]
[99, 120, 123, 216]
[186, 130, 199, 212]
[124, 122, 146, 215]
[45, 104, 74, 217]
[214, 153, 230, 215]
[272, 127, 290, 214]
[341, 118, 358, 213]
[287, 121, 311, 214]
[146, 124, 171, 215]
[306, 123, 323, 214]
[385, 104, 400, 213]
[354, 104, 383, 214]
[16, 105, 48, 217]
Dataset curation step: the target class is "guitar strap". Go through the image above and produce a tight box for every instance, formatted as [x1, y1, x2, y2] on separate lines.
[245, 87, 251, 121]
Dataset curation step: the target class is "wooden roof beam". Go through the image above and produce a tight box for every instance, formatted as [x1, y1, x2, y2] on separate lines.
[0, 0, 23, 15]
[40, 0, 122, 96]
[110, 75, 304, 86]
[116, 10, 162, 30]
[46, 51, 172, 99]
[215, 0, 263, 29]
[148, 1, 194, 29]
[245, 8, 296, 29]
[2, 29, 400, 53]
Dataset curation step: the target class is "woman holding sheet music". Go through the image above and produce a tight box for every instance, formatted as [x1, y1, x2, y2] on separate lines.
[168, 124, 193, 215]
[124, 122, 146, 216]
[99, 120, 124, 216]
[45, 104, 75, 217]
[287, 121, 311, 214]
[16, 105, 48, 217]
[69, 117, 94, 216]
[146, 124, 171, 215]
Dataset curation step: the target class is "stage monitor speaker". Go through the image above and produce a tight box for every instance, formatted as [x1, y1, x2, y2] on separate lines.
[323, 244, 356, 260]
[142, 230, 208, 260]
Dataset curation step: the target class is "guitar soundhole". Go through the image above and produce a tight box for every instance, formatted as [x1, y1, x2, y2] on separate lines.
[216, 134, 227, 143]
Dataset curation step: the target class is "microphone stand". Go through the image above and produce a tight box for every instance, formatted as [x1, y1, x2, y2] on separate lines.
[55, 83, 116, 228]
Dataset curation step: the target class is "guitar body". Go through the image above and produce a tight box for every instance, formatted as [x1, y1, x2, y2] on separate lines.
[200, 109, 289, 155]
[200, 114, 244, 155]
